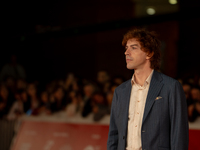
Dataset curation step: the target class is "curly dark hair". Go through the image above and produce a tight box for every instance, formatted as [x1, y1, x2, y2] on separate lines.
[122, 28, 161, 70]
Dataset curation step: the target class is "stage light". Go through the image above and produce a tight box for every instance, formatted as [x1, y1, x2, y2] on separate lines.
[146, 8, 156, 15]
[169, 0, 177, 5]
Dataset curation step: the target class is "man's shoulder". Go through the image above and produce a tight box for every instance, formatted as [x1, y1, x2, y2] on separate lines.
[115, 79, 131, 91]
[155, 71, 180, 86]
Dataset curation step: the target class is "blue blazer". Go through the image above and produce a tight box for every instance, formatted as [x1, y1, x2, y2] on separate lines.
[107, 71, 189, 150]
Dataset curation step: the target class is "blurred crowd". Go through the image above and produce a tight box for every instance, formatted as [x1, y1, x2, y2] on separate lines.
[181, 78, 200, 122]
[0, 55, 200, 123]
[0, 61, 124, 122]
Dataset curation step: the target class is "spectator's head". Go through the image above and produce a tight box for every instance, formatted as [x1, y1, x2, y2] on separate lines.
[0, 85, 9, 101]
[46, 81, 57, 94]
[69, 91, 79, 104]
[83, 83, 95, 98]
[14, 91, 21, 101]
[97, 71, 110, 84]
[16, 79, 27, 90]
[72, 81, 79, 91]
[122, 28, 161, 70]
[20, 90, 27, 102]
[64, 73, 75, 89]
[113, 76, 124, 85]
[106, 84, 117, 106]
[69, 91, 76, 99]
[40, 91, 49, 103]
[53, 86, 65, 101]
[27, 83, 37, 97]
[182, 83, 191, 99]
[66, 73, 75, 82]
[110, 84, 118, 94]
[106, 92, 113, 106]
[92, 92, 106, 105]
[190, 86, 200, 101]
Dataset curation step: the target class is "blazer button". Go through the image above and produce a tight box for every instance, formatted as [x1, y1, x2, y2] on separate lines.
[142, 130, 145, 132]
[123, 136, 125, 139]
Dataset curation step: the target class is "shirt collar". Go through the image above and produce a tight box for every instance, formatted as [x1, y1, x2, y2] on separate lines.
[131, 69, 154, 87]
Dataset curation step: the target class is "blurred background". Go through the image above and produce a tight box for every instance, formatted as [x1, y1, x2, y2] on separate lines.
[1, 0, 200, 150]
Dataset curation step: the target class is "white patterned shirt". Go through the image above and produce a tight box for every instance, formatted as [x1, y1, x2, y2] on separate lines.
[126, 70, 154, 150]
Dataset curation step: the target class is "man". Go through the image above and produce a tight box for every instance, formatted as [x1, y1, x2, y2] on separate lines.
[107, 28, 188, 150]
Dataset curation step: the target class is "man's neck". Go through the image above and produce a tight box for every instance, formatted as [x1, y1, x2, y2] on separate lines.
[134, 68, 153, 86]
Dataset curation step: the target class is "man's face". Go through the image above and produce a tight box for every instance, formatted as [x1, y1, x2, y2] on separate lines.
[125, 38, 150, 70]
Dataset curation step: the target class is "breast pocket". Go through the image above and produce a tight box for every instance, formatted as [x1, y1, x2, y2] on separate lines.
[154, 97, 163, 104]
[153, 98, 164, 110]
[149, 98, 164, 125]
[153, 97, 166, 113]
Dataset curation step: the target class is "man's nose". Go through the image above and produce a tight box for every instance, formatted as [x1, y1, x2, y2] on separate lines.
[124, 48, 129, 55]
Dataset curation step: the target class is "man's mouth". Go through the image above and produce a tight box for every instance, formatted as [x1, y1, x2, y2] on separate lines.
[126, 58, 132, 62]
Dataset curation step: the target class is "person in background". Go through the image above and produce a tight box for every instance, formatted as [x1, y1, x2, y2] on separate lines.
[26, 83, 40, 115]
[7, 90, 24, 120]
[97, 71, 111, 94]
[20, 89, 30, 114]
[64, 73, 76, 92]
[50, 86, 66, 113]
[46, 80, 57, 94]
[66, 91, 83, 117]
[38, 91, 52, 115]
[182, 83, 193, 106]
[112, 76, 125, 86]
[81, 83, 96, 117]
[92, 91, 108, 122]
[16, 79, 27, 91]
[188, 86, 200, 122]
[4, 77, 16, 95]
[0, 84, 14, 118]
[106, 84, 118, 114]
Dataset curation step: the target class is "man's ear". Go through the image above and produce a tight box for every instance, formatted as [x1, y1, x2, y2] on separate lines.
[146, 51, 154, 60]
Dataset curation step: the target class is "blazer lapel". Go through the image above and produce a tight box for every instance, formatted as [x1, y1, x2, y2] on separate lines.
[142, 71, 164, 123]
[120, 80, 132, 134]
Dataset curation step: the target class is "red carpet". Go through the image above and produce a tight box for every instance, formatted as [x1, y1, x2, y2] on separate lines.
[11, 121, 200, 150]
[11, 121, 109, 150]
[189, 129, 200, 150]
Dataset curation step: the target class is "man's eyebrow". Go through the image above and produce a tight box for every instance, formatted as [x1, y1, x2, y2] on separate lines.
[125, 44, 139, 48]
[130, 44, 139, 47]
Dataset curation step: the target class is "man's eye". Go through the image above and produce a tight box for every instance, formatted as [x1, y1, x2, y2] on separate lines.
[132, 47, 136, 49]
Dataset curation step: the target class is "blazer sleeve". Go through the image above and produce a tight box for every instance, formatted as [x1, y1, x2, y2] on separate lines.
[169, 81, 189, 150]
[107, 90, 119, 150]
